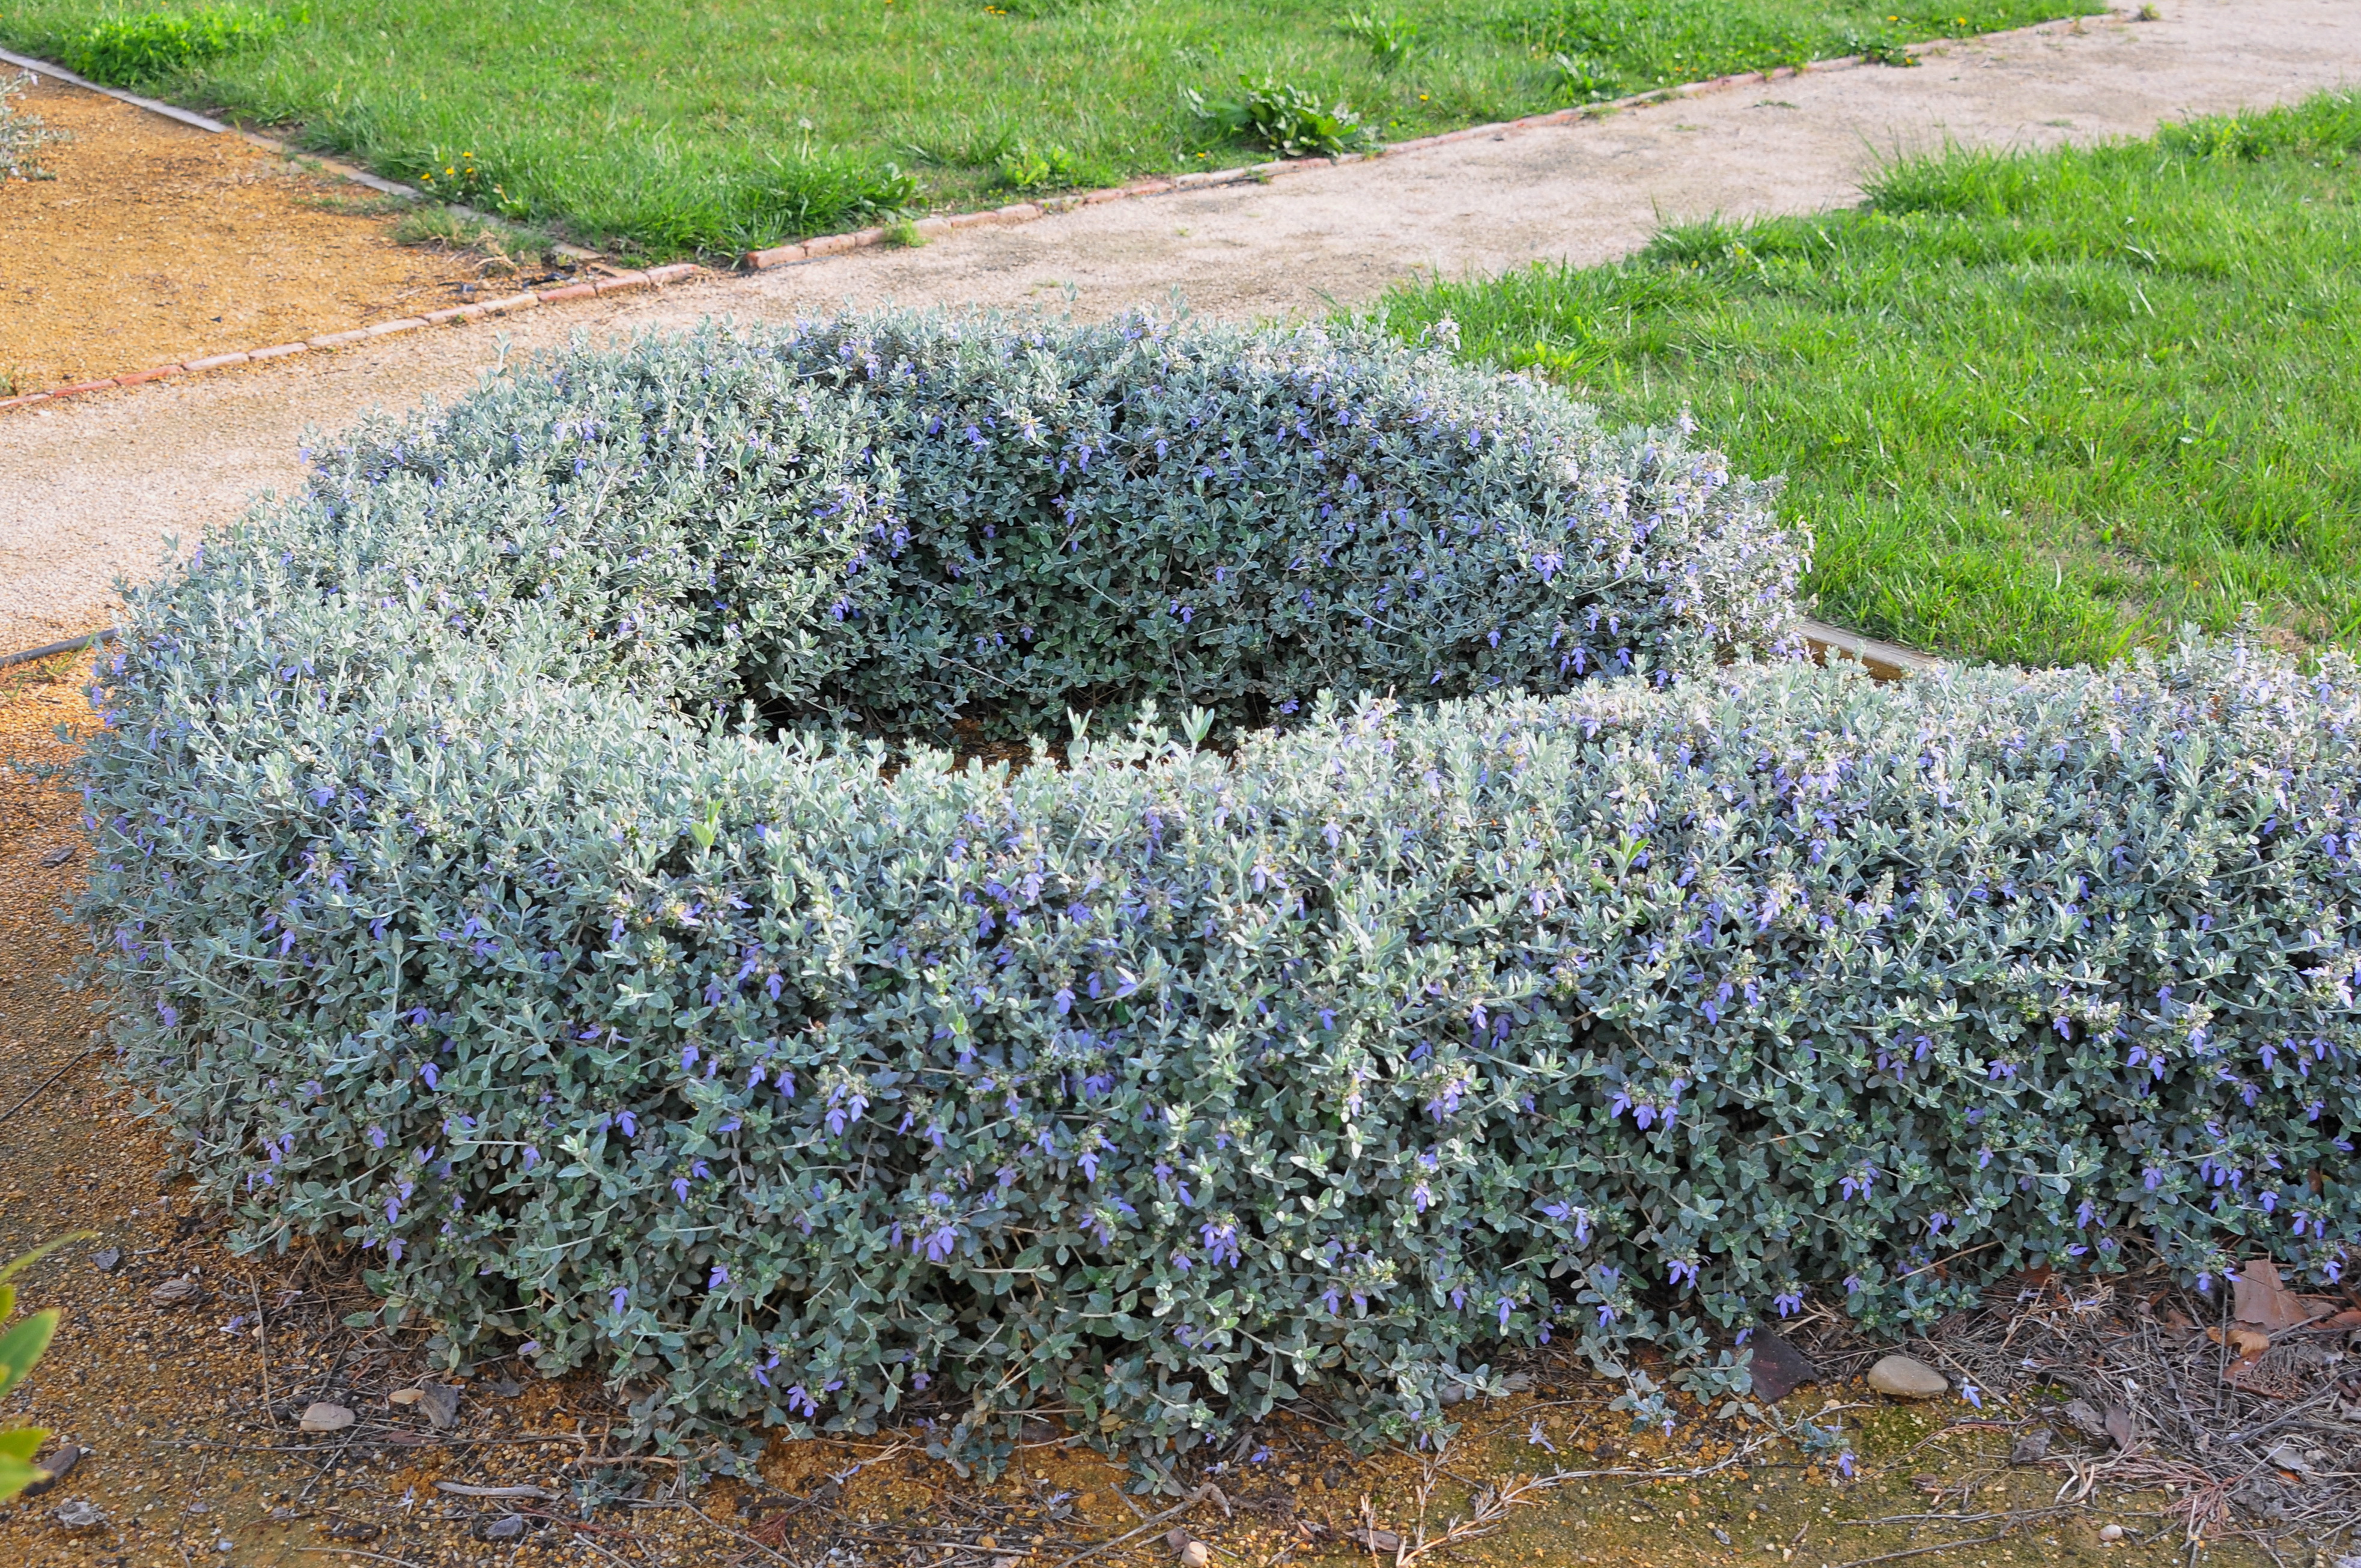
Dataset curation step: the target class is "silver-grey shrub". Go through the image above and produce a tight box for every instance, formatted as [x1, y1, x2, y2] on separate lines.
[291, 309, 1803, 740]
[76, 315, 2359, 1473]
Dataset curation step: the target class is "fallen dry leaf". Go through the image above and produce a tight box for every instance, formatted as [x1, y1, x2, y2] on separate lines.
[2103, 1402, 2136, 1451]
[2232, 1259, 2309, 1333]
[2206, 1325, 2271, 1361]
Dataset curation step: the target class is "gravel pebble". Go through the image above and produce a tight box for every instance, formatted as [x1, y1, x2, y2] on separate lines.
[1866, 1355, 1948, 1400]
[299, 1401, 356, 1433]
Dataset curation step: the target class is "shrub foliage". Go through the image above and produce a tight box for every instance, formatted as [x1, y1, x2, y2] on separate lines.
[250, 312, 1799, 744]
[78, 313, 2357, 1472]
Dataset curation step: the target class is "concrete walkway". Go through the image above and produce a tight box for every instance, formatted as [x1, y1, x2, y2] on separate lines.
[2, 0, 2354, 654]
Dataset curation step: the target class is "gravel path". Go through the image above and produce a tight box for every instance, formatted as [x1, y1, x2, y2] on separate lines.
[2, 0, 2354, 655]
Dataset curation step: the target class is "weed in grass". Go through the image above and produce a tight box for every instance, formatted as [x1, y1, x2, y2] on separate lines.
[1549, 50, 1615, 103]
[65, 4, 284, 87]
[993, 139, 1080, 192]
[1189, 76, 1379, 159]
[0, 0, 2095, 255]
[881, 216, 926, 246]
[1370, 90, 2361, 667]
[403, 148, 530, 220]
[1846, 33, 1921, 65]
[0, 70, 62, 180]
[1340, 11, 1420, 70]
[390, 204, 555, 274]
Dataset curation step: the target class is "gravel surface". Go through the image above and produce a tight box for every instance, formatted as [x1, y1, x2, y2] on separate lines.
[1, 0, 2355, 657]
[0, 75, 487, 396]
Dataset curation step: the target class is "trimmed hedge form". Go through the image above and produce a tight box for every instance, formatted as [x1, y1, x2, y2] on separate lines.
[80, 315, 2359, 1475]
[299, 312, 1803, 740]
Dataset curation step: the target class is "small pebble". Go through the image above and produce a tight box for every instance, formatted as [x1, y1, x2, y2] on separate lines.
[1865, 1355, 1948, 1400]
[54, 1498, 107, 1531]
[485, 1515, 526, 1540]
[388, 1387, 424, 1406]
[1182, 1543, 1212, 1568]
[2098, 1524, 2125, 1543]
[150, 1275, 202, 1307]
[22, 1443, 84, 1497]
[89, 1247, 121, 1273]
[299, 1402, 357, 1433]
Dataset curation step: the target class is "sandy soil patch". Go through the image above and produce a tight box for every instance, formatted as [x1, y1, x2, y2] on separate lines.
[0, 75, 502, 397]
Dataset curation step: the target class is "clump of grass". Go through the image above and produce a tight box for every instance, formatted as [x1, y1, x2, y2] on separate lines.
[1369, 90, 2361, 667]
[353, 115, 917, 255]
[1339, 10, 1419, 70]
[390, 204, 557, 275]
[299, 189, 413, 217]
[881, 217, 926, 246]
[1188, 76, 1379, 159]
[728, 145, 917, 249]
[66, 4, 285, 86]
[0, 69, 64, 180]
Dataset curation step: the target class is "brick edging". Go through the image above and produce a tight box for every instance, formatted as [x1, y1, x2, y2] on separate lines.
[0, 264, 702, 415]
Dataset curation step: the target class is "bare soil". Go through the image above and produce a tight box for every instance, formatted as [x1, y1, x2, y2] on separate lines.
[0, 75, 491, 398]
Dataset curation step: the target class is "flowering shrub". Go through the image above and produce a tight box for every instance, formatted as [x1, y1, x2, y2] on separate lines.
[242, 311, 1799, 745]
[76, 312, 2359, 1472]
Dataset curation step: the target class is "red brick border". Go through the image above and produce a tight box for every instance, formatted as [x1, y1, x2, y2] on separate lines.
[0, 265, 702, 415]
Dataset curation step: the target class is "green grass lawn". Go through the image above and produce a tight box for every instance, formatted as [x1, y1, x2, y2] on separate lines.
[1372, 91, 2361, 669]
[1, 0, 2089, 255]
